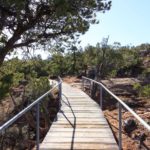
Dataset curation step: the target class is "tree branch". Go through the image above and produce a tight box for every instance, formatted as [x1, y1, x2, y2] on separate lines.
[0, 5, 16, 16]
[13, 39, 37, 48]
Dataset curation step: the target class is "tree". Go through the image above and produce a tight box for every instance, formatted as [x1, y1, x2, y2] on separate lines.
[95, 36, 109, 78]
[83, 45, 97, 66]
[65, 37, 80, 74]
[0, 0, 111, 65]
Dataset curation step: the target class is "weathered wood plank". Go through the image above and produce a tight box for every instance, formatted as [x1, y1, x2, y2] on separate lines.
[54, 119, 107, 122]
[45, 132, 115, 138]
[42, 137, 116, 143]
[40, 143, 118, 150]
[51, 124, 110, 128]
[49, 128, 112, 132]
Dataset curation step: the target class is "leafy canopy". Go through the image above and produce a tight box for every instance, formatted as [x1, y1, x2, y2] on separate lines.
[0, 0, 111, 65]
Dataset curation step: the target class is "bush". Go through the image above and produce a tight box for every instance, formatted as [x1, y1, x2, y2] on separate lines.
[140, 68, 150, 80]
[133, 83, 150, 98]
[25, 77, 50, 102]
[140, 85, 150, 97]
[0, 74, 13, 100]
[133, 83, 141, 90]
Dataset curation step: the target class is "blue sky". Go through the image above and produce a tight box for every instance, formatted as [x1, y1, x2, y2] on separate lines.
[79, 0, 150, 48]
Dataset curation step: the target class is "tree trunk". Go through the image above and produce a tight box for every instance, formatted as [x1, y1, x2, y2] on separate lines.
[91, 82, 98, 99]
[41, 102, 51, 128]
[73, 49, 76, 74]
[0, 49, 8, 66]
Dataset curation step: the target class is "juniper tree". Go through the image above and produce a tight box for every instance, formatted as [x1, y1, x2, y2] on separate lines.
[0, 0, 111, 65]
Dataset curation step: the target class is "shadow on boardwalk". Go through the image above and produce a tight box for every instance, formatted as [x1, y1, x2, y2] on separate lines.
[61, 94, 76, 150]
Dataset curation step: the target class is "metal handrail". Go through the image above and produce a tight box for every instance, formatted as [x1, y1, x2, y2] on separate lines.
[82, 76, 150, 150]
[0, 78, 62, 150]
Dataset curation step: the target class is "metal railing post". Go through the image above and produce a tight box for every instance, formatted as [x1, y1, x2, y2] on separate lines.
[82, 77, 84, 91]
[36, 103, 40, 150]
[59, 81, 62, 109]
[90, 80, 93, 97]
[118, 103, 122, 150]
[100, 85, 103, 110]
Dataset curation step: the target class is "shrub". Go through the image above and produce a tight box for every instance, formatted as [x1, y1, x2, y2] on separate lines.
[0, 74, 13, 100]
[133, 83, 150, 98]
[25, 77, 50, 102]
[133, 83, 141, 90]
[140, 85, 150, 98]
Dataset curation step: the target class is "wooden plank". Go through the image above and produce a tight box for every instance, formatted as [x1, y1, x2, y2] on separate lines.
[62, 109, 100, 113]
[52, 122, 108, 126]
[57, 119, 107, 122]
[48, 123, 110, 128]
[61, 106, 100, 110]
[62, 102, 97, 105]
[62, 102, 97, 104]
[49, 128, 112, 132]
[43, 135, 115, 144]
[45, 132, 115, 138]
[40, 143, 118, 150]
[57, 112, 103, 118]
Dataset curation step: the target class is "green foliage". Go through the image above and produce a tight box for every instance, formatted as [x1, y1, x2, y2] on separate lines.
[120, 47, 141, 67]
[0, 0, 111, 65]
[83, 45, 97, 66]
[45, 41, 146, 79]
[133, 83, 141, 90]
[140, 68, 150, 79]
[140, 85, 150, 97]
[25, 77, 50, 102]
[133, 83, 150, 98]
[0, 41, 149, 101]
[0, 58, 24, 100]
[81, 43, 125, 78]
[108, 70, 117, 78]
[0, 74, 13, 99]
[49, 52, 67, 76]
[0, 57, 51, 101]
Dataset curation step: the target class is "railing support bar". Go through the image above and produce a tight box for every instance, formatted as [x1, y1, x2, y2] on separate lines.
[118, 103, 122, 150]
[59, 81, 62, 109]
[36, 103, 40, 150]
[90, 80, 93, 97]
[100, 86, 103, 110]
[82, 77, 84, 91]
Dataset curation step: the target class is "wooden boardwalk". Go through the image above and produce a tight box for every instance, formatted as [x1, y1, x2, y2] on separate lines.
[40, 83, 118, 150]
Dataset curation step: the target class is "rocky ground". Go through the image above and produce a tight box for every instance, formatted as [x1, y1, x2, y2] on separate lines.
[63, 76, 150, 150]
[101, 78, 150, 150]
